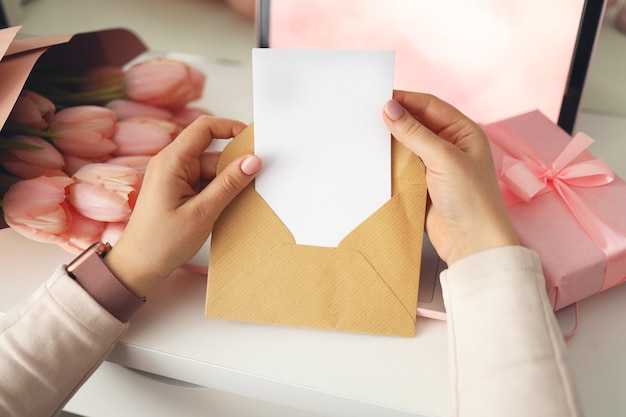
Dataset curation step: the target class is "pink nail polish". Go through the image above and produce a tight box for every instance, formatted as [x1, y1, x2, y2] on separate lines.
[241, 155, 262, 175]
[384, 100, 405, 122]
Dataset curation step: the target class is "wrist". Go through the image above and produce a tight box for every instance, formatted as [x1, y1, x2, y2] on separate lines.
[66, 242, 145, 322]
[448, 226, 520, 266]
[102, 248, 152, 299]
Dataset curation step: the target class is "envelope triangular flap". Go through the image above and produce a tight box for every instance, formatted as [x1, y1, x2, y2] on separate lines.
[207, 124, 427, 336]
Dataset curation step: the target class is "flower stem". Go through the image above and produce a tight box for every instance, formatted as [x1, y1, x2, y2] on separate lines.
[1, 122, 58, 140]
[0, 136, 45, 150]
[31, 74, 124, 84]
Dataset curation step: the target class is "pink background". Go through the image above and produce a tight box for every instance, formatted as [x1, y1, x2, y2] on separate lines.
[269, 0, 586, 124]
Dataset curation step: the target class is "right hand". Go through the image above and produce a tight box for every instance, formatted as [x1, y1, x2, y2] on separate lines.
[382, 91, 519, 265]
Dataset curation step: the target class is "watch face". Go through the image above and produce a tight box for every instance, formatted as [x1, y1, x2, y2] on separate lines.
[66, 242, 109, 275]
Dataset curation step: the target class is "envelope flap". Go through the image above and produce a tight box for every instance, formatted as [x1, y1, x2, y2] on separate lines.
[339, 140, 426, 317]
[214, 177, 296, 245]
[218, 123, 256, 172]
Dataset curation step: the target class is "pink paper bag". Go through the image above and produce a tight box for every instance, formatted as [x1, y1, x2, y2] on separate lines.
[0, 26, 147, 129]
[483, 110, 626, 310]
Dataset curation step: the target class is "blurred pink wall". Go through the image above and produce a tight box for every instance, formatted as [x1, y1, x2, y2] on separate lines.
[269, 0, 586, 124]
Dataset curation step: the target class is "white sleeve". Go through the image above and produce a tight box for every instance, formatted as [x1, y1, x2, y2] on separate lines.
[0, 266, 128, 417]
[440, 246, 583, 417]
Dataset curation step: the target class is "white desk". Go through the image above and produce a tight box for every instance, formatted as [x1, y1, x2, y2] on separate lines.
[4, 1, 626, 416]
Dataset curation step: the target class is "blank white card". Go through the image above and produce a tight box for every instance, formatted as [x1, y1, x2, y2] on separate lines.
[253, 48, 394, 247]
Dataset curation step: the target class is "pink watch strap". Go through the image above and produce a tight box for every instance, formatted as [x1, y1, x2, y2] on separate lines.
[67, 246, 145, 322]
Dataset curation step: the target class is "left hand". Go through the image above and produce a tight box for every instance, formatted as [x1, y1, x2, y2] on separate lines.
[103, 116, 261, 297]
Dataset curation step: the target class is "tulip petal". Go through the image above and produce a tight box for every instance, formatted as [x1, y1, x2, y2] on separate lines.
[2, 135, 65, 178]
[112, 118, 179, 156]
[68, 183, 132, 222]
[124, 58, 205, 109]
[3, 174, 73, 242]
[52, 130, 118, 158]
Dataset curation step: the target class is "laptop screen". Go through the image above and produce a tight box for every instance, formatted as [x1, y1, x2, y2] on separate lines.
[257, 0, 604, 133]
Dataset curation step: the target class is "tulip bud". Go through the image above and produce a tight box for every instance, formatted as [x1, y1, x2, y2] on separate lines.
[68, 163, 141, 222]
[3, 170, 74, 243]
[112, 117, 181, 156]
[49, 105, 118, 158]
[1, 135, 65, 178]
[124, 58, 206, 109]
[7, 90, 56, 130]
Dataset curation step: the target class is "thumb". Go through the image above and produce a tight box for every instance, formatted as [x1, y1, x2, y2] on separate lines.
[200, 154, 262, 214]
[383, 99, 454, 168]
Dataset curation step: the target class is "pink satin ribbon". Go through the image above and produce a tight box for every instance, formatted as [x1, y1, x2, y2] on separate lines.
[487, 123, 626, 291]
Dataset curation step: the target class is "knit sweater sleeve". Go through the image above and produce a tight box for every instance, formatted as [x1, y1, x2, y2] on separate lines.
[0, 266, 128, 417]
[440, 246, 583, 417]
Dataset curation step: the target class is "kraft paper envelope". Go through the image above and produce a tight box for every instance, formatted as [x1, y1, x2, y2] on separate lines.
[206, 124, 427, 337]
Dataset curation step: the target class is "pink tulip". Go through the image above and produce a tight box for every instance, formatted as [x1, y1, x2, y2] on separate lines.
[3, 170, 74, 243]
[112, 117, 181, 156]
[68, 163, 141, 222]
[49, 106, 118, 158]
[59, 207, 106, 254]
[1, 135, 65, 178]
[171, 106, 212, 127]
[7, 90, 56, 130]
[124, 58, 206, 109]
[106, 99, 173, 121]
[80, 66, 125, 92]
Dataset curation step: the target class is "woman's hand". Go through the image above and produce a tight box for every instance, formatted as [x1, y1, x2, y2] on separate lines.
[383, 91, 519, 265]
[104, 116, 261, 297]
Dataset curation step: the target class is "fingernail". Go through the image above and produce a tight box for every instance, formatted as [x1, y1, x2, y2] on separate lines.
[384, 99, 405, 122]
[240, 155, 262, 175]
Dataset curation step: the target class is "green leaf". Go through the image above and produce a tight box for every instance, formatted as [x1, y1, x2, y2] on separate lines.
[0, 137, 45, 150]
[1, 122, 58, 139]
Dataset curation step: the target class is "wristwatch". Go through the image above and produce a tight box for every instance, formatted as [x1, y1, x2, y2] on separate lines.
[66, 242, 145, 322]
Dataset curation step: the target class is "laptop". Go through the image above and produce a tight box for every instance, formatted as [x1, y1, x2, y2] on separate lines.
[255, 0, 605, 326]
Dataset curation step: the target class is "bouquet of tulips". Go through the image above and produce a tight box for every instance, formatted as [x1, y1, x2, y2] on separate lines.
[0, 56, 211, 254]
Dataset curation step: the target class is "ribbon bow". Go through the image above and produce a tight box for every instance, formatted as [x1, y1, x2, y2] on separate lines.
[486, 123, 626, 291]
[497, 131, 614, 202]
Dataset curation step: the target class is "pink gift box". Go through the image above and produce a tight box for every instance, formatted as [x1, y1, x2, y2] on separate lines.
[482, 110, 626, 311]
